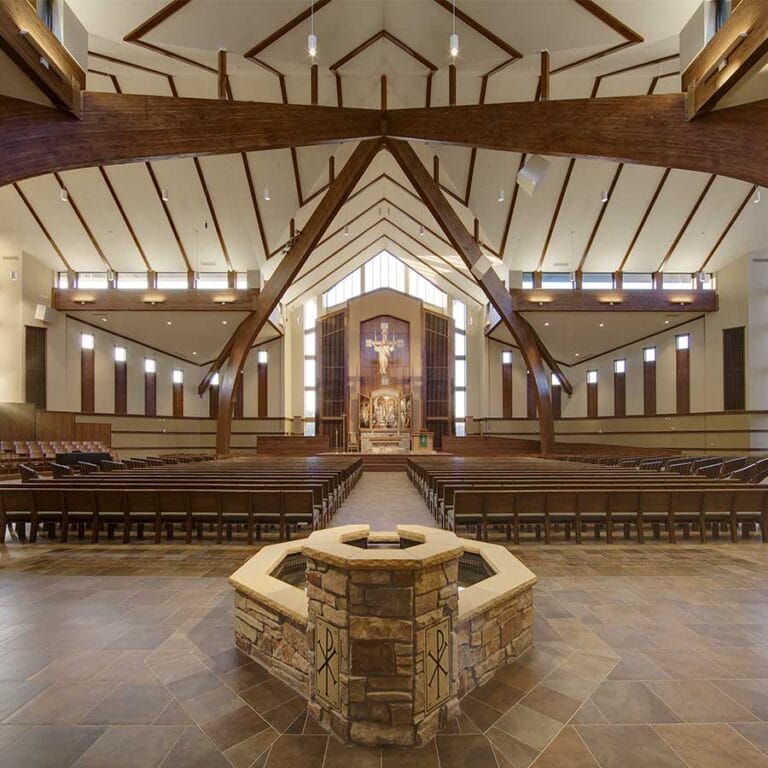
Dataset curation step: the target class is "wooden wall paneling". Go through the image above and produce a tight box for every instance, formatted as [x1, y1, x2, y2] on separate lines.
[24, 325, 46, 409]
[644, 358, 657, 415]
[145, 371, 156, 417]
[614, 371, 626, 417]
[35, 410, 74, 441]
[81, 347, 95, 414]
[552, 382, 562, 419]
[319, 311, 346, 449]
[0, 403, 36, 441]
[723, 326, 746, 411]
[502, 356, 513, 419]
[423, 310, 452, 450]
[587, 381, 598, 418]
[256, 361, 267, 419]
[114, 361, 127, 414]
[172, 381, 184, 418]
[676, 343, 691, 415]
[234, 374, 245, 420]
[75, 422, 112, 447]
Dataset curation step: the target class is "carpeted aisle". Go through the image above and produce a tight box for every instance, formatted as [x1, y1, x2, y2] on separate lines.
[331, 472, 435, 529]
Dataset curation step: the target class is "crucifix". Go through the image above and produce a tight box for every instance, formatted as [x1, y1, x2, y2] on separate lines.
[366, 321, 404, 385]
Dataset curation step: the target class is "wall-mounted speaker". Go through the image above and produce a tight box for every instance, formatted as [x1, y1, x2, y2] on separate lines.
[517, 155, 551, 196]
[34, 304, 59, 325]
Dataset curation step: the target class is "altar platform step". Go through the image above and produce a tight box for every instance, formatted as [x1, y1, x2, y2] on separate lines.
[361, 454, 411, 472]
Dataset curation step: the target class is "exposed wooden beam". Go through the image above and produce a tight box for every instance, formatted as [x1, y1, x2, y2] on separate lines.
[217, 50, 227, 100]
[683, 0, 768, 119]
[0, 93, 380, 187]
[145, 162, 193, 272]
[537, 158, 575, 271]
[310, 64, 319, 105]
[0, 0, 85, 116]
[245, 0, 334, 59]
[617, 167, 671, 272]
[241, 153, 270, 262]
[12, 182, 72, 271]
[431, 0, 522, 59]
[192, 157, 233, 271]
[386, 137, 557, 454]
[330, 29, 437, 73]
[385, 95, 768, 188]
[205, 138, 382, 456]
[699, 184, 757, 271]
[448, 64, 457, 106]
[656, 174, 717, 272]
[510, 288, 717, 313]
[540, 50, 550, 101]
[577, 163, 623, 271]
[53, 289, 261, 312]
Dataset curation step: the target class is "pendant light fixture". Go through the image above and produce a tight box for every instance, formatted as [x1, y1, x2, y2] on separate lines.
[308, 0, 317, 58]
[264, 187, 271, 201]
[449, 0, 459, 58]
[754, 187, 762, 204]
[498, 189, 505, 203]
[59, 186, 68, 203]
[600, 189, 609, 203]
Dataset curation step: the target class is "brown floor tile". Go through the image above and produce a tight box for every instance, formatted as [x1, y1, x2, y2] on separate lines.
[220, 662, 274, 693]
[734, 723, 768, 755]
[576, 724, 688, 768]
[92, 651, 158, 683]
[654, 724, 768, 768]
[166, 669, 224, 702]
[324, 737, 381, 768]
[154, 699, 194, 725]
[646, 679, 758, 723]
[157, 725, 232, 768]
[639, 648, 732, 680]
[607, 651, 670, 681]
[202, 704, 268, 750]
[261, 696, 309, 733]
[486, 726, 540, 768]
[0, 649, 62, 680]
[531, 726, 598, 768]
[469, 678, 526, 712]
[80, 682, 172, 725]
[224, 727, 281, 768]
[435, 734, 498, 768]
[522, 684, 582, 724]
[0, 724, 31, 749]
[263, 734, 328, 768]
[590, 681, 681, 724]
[460, 694, 502, 732]
[712, 679, 768, 719]
[74, 725, 183, 768]
[104, 626, 176, 651]
[570, 699, 608, 725]
[0, 679, 52, 720]
[0, 724, 105, 768]
[494, 704, 563, 751]
[241, 677, 299, 714]
[381, 740, 439, 768]
[8, 681, 116, 724]
[182, 685, 246, 724]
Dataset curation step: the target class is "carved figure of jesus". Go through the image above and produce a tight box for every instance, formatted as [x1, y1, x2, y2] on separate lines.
[366, 322, 403, 380]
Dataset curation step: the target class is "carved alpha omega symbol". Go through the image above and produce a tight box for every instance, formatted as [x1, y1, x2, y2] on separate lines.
[315, 617, 340, 710]
[425, 617, 452, 712]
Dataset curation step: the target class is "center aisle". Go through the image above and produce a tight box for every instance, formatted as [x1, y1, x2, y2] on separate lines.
[331, 471, 435, 529]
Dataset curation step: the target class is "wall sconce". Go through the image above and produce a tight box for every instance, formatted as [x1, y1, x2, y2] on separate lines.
[214, 296, 235, 305]
[74, 296, 94, 305]
[142, 295, 166, 306]
[670, 297, 693, 306]
[598, 296, 623, 306]
[530, 295, 553, 306]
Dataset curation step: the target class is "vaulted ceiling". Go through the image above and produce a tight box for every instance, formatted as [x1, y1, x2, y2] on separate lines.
[2, 0, 767, 317]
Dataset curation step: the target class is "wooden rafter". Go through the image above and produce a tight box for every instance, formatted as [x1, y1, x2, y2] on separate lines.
[699, 184, 757, 272]
[203, 138, 382, 456]
[386, 138, 559, 454]
[536, 158, 575, 271]
[12, 182, 72, 271]
[145, 162, 193, 273]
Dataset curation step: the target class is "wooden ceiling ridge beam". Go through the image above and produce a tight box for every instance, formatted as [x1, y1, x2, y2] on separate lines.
[656, 174, 717, 272]
[431, 0, 522, 59]
[245, 0, 334, 59]
[385, 137, 557, 454]
[0, 0, 84, 116]
[204, 138, 382, 456]
[329, 29, 437, 73]
[87, 50, 172, 78]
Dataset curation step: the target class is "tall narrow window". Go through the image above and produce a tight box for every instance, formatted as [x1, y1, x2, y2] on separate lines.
[723, 327, 746, 411]
[304, 300, 317, 435]
[144, 358, 157, 416]
[257, 349, 268, 418]
[643, 347, 657, 415]
[114, 346, 127, 414]
[453, 300, 467, 435]
[586, 370, 598, 418]
[172, 369, 184, 418]
[502, 350, 513, 419]
[613, 358, 626, 417]
[209, 372, 219, 419]
[551, 373, 562, 419]
[676, 333, 690, 414]
[81, 333, 95, 414]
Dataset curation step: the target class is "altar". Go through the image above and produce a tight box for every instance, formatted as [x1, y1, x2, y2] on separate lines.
[360, 432, 411, 453]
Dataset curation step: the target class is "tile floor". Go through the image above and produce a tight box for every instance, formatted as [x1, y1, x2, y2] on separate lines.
[1, 543, 768, 767]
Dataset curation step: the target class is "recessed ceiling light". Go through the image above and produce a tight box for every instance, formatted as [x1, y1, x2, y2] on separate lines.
[574, 353, 580, 357]
[599, 322, 604, 327]
[101, 317, 107, 322]
[192, 351, 197, 355]
[544, 322, 549, 327]
[166, 321, 172, 326]
[222, 320, 228, 325]
[664, 320, 669, 324]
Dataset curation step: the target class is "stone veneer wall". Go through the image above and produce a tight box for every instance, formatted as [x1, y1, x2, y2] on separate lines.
[305, 555, 461, 747]
[457, 588, 534, 698]
[234, 592, 310, 697]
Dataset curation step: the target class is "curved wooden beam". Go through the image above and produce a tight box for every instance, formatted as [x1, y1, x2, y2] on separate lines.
[0, 93, 381, 186]
[385, 138, 557, 454]
[210, 138, 383, 457]
[386, 95, 768, 188]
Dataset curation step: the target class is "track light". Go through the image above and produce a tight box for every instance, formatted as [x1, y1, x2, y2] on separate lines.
[264, 187, 271, 201]
[498, 189, 505, 203]
[59, 187, 68, 203]
[161, 189, 169, 202]
[754, 188, 762, 204]
[600, 189, 609, 203]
